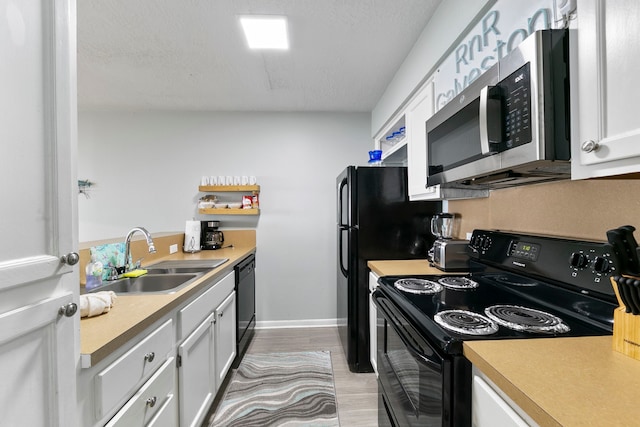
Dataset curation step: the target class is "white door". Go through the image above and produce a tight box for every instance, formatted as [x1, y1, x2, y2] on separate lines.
[0, 0, 78, 425]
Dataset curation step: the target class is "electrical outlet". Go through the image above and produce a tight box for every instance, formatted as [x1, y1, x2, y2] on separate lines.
[169, 244, 178, 254]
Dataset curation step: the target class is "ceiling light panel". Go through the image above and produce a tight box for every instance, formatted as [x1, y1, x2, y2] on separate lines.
[239, 15, 289, 50]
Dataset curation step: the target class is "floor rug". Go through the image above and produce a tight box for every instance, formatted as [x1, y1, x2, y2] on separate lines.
[210, 351, 340, 426]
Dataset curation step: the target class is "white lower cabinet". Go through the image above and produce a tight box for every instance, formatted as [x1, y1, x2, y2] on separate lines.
[177, 271, 236, 427]
[95, 319, 174, 420]
[215, 291, 237, 385]
[105, 357, 177, 427]
[472, 368, 538, 427]
[78, 269, 239, 427]
[178, 312, 216, 427]
[368, 271, 378, 375]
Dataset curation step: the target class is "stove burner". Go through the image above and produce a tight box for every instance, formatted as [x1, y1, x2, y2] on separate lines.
[484, 305, 570, 334]
[394, 278, 443, 295]
[434, 310, 499, 336]
[438, 277, 479, 290]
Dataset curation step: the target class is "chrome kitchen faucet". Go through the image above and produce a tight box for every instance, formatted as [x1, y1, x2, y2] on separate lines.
[124, 227, 156, 272]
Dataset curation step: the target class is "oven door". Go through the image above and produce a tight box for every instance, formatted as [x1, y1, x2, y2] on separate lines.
[374, 290, 450, 427]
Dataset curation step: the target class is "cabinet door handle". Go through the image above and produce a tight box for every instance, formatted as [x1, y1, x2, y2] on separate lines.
[219, 311, 224, 317]
[144, 352, 155, 363]
[146, 396, 157, 407]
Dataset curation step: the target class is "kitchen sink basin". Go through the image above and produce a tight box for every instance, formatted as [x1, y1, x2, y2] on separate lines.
[146, 259, 229, 271]
[86, 259, 229, 295]
[143, 258, 229, 275]
[88, 273, 200, 295]
[145, 267, 211, 275]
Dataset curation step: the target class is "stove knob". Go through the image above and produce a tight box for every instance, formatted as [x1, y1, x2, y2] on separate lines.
[569, 252, 588, 268]
[481, 237, 492, 251]
[592, 256, 610, 273]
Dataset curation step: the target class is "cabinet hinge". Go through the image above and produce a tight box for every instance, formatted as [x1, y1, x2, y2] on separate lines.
[176, 355, 182, 368]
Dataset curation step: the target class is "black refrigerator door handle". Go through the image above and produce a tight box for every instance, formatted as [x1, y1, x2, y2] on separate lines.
[338, 177, 348, 227]
[339, 226, 348, 277]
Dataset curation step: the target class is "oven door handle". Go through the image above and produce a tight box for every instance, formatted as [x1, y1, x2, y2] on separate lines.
[373, 291, 444, 371]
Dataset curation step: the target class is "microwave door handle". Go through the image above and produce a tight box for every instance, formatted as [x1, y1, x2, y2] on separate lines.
[479, 86, 501, 155]
[479, 86, 493, 155]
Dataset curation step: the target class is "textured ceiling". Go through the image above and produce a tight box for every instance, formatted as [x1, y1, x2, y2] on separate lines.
[77, 0, 442, 112]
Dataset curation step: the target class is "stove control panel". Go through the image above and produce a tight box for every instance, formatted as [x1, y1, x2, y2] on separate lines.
[470, 230, 619, 298]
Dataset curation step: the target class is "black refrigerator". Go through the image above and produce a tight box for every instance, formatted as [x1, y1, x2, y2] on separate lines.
[337, 166, 441, 372]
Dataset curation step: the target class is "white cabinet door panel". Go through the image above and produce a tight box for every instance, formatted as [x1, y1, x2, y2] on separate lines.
[215, 291, 236, 385]
[0, 293, 75, 426]
[95, 319, 174, 418]
[368, 272, 378, 374]
[472, 376, 531, 427]
[573, 0, 640, 178]
[407, 81, 436, 200]
[178, 312, 216, 427]
[105, 358, 177, 427]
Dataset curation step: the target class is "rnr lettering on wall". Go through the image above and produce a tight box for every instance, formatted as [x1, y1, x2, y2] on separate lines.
[435, 7, 551, 109]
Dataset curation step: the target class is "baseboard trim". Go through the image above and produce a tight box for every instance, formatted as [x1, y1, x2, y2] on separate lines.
[256, 318, 338, 329]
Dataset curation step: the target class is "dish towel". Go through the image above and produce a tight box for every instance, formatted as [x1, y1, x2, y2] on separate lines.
[80, 291, 117, 318]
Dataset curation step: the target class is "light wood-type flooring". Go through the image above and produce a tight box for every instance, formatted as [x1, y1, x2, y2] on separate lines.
[205, 326, 378, 426]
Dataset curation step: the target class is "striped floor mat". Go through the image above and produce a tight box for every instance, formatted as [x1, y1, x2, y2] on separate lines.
[210, 351, 339, 426]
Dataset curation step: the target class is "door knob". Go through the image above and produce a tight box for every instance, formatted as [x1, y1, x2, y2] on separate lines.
[581, 140, 600, 153]
[58, 302, 77, 317]
[60, 252, 80, 265]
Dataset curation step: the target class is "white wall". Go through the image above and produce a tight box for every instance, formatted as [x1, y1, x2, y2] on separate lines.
[78, 111, 371, 323]
[371, 0, 493, 136]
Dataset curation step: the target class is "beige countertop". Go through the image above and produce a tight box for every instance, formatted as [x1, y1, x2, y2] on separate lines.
[368, 259, 459, 276]
[464, 337, 640, 427]
[80, 231, 255, 368]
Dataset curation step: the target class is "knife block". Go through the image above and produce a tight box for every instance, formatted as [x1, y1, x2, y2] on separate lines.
[611, 277, 640, 361]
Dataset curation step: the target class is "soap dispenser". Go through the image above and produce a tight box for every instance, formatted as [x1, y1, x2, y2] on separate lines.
[85, 255, 103, 290]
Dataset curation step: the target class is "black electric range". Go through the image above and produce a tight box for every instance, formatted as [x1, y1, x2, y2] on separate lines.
[374, 229, 620, 427]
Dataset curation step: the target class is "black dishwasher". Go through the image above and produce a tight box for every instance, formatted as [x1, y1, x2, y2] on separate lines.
[233, 254, 255, 368]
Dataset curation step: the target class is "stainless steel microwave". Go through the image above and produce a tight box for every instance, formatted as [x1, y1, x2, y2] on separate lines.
[426, 30, 571, 189]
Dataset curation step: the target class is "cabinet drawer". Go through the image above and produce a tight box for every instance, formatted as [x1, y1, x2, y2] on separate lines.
[105, 357, 177, 427]
[95, 319, 174, 418]
[178, 271, 235, 340]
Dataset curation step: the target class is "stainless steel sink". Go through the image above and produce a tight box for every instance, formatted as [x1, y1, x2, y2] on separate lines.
[145, 267, 211, 275]
[86, 259, 229, 295]
[88, 274, 200, 294]
[147, 259, 229, 270]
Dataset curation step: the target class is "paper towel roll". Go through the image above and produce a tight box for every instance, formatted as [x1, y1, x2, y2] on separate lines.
[184, 220, 201, 253]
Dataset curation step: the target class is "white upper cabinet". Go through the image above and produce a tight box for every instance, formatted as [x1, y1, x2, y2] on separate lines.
[406, 81, 440, 200]
[572, 0, 640, 179]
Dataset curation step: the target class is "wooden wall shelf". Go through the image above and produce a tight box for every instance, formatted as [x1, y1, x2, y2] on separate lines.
[198, 208, 260, 215]
[199, 185, 260, 192]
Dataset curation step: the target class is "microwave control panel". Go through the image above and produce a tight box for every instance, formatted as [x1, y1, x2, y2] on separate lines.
[500, 63, 532, 149]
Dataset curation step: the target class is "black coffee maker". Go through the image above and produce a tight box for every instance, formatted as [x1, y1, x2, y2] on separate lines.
[201, 221, 224, 250]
